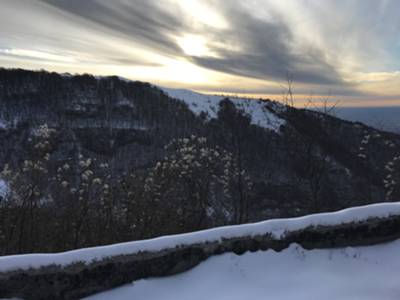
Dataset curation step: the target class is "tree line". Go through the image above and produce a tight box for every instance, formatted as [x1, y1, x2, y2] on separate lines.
[0, 124, 253, 255]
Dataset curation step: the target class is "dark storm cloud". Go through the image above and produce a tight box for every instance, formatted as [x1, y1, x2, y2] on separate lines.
[40, 0, 345, 86]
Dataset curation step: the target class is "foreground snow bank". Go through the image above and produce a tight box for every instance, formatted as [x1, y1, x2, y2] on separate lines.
[86, 240, 400, 300]
[0, 202, 399, 273]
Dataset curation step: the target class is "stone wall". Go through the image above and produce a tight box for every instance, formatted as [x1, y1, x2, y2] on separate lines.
[1, 215, 400, 300]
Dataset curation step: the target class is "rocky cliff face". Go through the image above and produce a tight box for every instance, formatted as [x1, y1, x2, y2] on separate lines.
[0, 68, 399, 247]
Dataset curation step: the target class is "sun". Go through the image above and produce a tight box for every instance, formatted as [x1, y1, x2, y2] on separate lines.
[177, 34, 210, 57]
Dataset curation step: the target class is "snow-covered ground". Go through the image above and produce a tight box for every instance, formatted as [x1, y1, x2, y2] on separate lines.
[160, 87, 285, 132]
[87, 240, 400, 300]
[0, 202, 399, 273]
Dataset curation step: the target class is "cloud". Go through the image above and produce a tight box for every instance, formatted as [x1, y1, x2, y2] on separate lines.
[0, 0, 169, 68]
[0, 48, 77, 64]
[102, 57, 161, 67]
[40, 0, 345, 85]
[41, 0, 185, 57]
[190, 2, 344, 85]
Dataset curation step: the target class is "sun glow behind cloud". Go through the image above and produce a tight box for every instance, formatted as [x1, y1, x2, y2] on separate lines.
[176, 34, 213, 57]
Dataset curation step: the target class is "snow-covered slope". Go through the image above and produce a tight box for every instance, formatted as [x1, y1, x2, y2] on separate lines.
[160, 87, 285, 132]
[87, 240, 400, 300]
[0, 202, 399, 273]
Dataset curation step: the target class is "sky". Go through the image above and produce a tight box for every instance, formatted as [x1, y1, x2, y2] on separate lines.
[0, 0, 399, 106]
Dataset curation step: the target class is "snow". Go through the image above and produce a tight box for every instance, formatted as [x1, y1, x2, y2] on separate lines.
[0, 202, 399, 273]
[160, 87, 285, 132]
[0, 118, 8, 129]
[86, 240, 400, 300]
[0, 179, 8, 198]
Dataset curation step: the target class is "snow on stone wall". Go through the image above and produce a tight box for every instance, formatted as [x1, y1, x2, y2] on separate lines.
[1, 202, 399, 273]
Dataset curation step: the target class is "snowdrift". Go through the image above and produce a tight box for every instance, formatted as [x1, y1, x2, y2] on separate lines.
[1, 202, 400, 299]
[87, 241, 400, 300]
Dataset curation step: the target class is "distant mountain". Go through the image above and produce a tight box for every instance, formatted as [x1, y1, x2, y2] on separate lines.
[0, 68, 399, 254]
[336, 106, 400, 133]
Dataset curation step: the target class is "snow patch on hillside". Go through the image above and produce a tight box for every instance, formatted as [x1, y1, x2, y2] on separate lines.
[0, 202, 399, 273]
[0, 118, 8, 129]
[0, 179, 8, 198]
[160, 87, 285, 132]
[87, 240, 400, 300]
